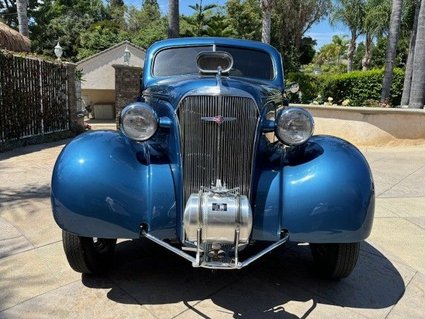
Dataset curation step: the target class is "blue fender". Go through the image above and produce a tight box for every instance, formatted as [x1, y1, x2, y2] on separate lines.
[252, 135, 374, 243]
[51, 131, 177, 239]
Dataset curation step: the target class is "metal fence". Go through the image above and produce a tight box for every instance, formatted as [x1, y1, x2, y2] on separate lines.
[0, 52, 70, 143]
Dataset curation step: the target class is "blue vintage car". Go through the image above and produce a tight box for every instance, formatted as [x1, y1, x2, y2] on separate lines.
[51, 37, 374, 279]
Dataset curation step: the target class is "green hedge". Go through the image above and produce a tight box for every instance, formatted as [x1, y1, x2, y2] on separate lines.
[286, 68, 405, 107]
[321, 68, 404, 107]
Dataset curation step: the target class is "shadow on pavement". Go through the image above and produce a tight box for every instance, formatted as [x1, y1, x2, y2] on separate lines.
[0, 139, 69, 161]
[0, 184, 50, 207]
[82, 239, 405, 318]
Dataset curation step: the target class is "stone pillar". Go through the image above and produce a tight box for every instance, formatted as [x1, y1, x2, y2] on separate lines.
[113, 64, 143, 128]
[65, 62, 85, 133]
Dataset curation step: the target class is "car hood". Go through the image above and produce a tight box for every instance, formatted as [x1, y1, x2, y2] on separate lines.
[143, 76, 282, 109]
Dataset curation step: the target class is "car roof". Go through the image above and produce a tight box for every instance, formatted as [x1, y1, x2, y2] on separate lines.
[148, 37, 279, 55]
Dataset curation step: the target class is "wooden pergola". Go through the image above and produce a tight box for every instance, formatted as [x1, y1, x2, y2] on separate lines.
[0, 22, 30, 52]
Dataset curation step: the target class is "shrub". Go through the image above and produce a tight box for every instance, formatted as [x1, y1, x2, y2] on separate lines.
[363, 99, 381, 107]
[285, 72, 321, 103]
[320, 68, 404, 107]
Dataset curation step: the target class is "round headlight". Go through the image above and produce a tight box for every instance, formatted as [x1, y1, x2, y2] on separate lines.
[121, 103, 158, 141]
[275, 108, 314, 146]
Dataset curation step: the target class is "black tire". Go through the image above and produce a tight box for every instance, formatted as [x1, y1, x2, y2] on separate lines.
[62, 230, 117, 274]
[310, 242, 360, 279]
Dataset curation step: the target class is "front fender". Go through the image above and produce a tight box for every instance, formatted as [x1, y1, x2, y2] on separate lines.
[253, 135, 374, 243]
[51, 131, 177, 239]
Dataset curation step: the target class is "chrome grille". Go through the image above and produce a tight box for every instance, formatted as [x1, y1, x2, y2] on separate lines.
[178, 95, 258, 202]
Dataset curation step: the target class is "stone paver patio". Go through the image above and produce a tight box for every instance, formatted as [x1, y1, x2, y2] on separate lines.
[1, 137, 425, 319]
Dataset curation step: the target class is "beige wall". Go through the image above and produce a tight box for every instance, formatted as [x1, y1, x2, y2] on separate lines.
[82, 89, 116, 120]
[302, 105, 425, 146]
[82, 89, 115, 106]
[78, 45, 144, 91]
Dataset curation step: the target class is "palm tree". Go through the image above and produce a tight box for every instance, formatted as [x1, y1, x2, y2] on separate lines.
[331, 0, 365, 72]
[16, 0, 29, 37]
[408, 0, 425, 108]
[401, 0, 420, 106]
[260, 0, 275, 44]
[168, 0, 179, 38]
[315, 35, 348, 65]
[361, 0, 390, 70]
[381, 0, 404, 104]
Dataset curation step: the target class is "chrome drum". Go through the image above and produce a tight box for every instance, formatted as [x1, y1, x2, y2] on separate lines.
[183, 180, 253, 245]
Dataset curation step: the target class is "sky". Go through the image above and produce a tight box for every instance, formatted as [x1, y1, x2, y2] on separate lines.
[124, 0, 351, 49]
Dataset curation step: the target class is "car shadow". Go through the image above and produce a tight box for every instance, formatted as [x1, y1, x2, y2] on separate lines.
[82, 239, 405, 318]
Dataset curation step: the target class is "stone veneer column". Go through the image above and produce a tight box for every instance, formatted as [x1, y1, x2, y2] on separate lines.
[65, 62, 85, 133]
[112, 64, 143, 128]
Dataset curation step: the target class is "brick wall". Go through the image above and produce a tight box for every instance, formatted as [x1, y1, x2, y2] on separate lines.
[112, 64, 143, 128]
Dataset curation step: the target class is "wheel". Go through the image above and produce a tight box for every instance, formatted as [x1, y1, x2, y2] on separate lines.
[310, 242, 360, 279]
[62, 230, 117, 274]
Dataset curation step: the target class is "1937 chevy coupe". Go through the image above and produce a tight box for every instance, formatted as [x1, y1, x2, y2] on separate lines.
[51, 37, 374, 279]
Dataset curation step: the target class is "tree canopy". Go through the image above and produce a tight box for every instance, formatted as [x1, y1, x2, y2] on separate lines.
[0, 0, 328, 68]
[1, 0, 423, 108]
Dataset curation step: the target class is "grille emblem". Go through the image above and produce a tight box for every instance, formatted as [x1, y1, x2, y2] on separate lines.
[201, 115, 237, 125]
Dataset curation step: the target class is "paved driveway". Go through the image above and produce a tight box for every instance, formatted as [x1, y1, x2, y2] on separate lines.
[1, 139, 424, 319]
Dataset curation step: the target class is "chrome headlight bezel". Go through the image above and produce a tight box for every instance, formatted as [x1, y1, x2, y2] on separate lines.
[120, 102, 158, 142]
[275, 107, 314, 146]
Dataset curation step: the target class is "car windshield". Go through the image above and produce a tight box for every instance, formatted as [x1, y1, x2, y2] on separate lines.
[153, 45, 274, 80]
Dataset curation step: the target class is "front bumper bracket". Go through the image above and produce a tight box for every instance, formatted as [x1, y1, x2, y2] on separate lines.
[141, 229, 289, 270]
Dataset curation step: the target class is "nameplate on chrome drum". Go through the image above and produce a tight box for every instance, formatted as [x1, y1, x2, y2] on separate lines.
[212, 203, 227, 212]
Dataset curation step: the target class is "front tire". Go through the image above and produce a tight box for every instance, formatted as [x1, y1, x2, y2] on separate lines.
[62, 230, 117, 274]
[310, 242, 360, 279]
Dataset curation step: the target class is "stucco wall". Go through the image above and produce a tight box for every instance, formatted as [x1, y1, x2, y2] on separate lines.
[78, 45, 144, 91]
[302, 105, 425, 146]
[82, 89, 115, 106]
[81, 89, 116, 120]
